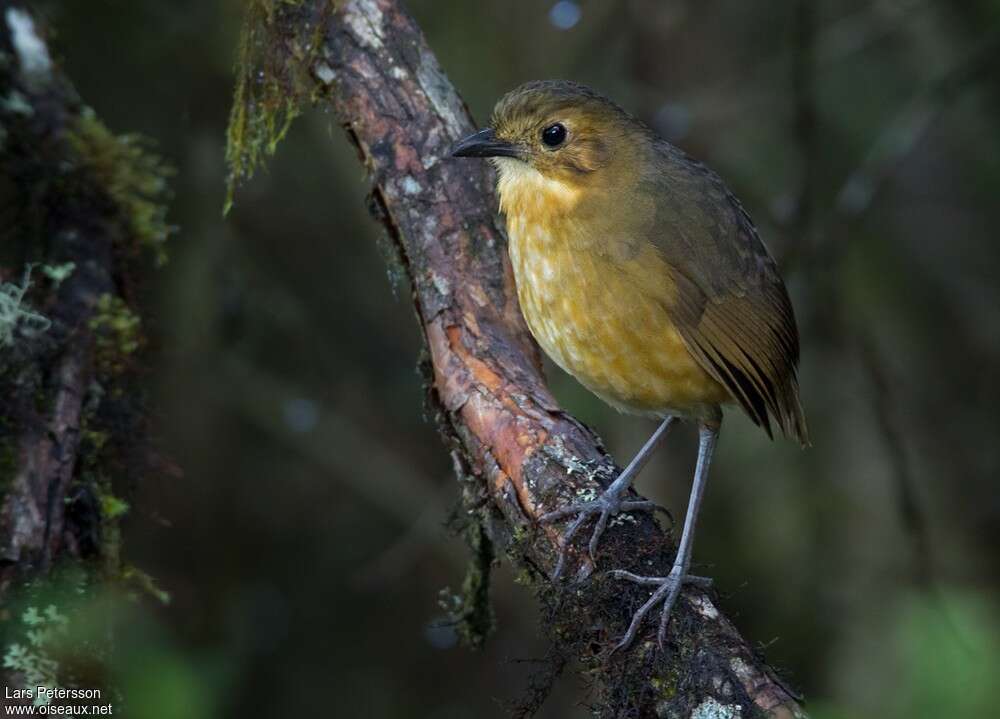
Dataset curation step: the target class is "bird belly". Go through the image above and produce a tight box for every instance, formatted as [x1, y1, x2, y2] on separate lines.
[507, 219, 729, 419]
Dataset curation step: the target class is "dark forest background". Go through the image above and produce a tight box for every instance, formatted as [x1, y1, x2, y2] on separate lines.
[14, 0, 1000, 716]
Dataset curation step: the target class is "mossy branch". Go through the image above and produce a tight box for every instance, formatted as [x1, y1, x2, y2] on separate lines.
[224, 0, 332, 214]
[224, 1, 807, 716]
[1, 1, 171, 698]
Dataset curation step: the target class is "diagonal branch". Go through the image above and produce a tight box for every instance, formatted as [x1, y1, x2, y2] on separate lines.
[234, 1, 807, 715]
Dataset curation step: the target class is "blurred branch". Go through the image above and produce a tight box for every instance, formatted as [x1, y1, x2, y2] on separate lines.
[0, 0, 170, 693]
[218, 356, 466, 580]
[227, 1, 806, 716]
[835, 29, 1000, 215]
[782, 6, 1000, 603]
[221, 356, 440, 526]
[856, 335, 933, 588]
[676, 0, 934, 133]
[789, 0, 819, 256]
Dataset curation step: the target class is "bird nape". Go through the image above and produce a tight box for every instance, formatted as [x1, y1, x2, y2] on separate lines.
[452, 79, 808, 651]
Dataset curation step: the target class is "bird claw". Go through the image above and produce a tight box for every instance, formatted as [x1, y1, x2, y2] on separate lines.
[540, 492, 664, 580]
[609, 567, 709, 653]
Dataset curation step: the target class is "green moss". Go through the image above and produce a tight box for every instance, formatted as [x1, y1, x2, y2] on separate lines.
[651, 672, 680, 701]
[438, 518, 496, 650]
[67, 108, 174, 266]
[88, 294, 142, 375]
[99, 493, 129, 521]
[224, 0, 327, 213]
[81, 429, 109, 455]
[455, 520, 495, 648]
[120, 566, 170, 606]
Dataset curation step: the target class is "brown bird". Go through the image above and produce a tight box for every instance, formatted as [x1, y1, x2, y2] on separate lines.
[452, 80, 808, 650]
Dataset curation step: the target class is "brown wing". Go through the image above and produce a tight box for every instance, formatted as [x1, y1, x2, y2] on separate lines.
[643, 141, 809, 445]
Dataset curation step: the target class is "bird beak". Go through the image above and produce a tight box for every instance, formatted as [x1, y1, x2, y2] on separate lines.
[450, 128, 520, 159]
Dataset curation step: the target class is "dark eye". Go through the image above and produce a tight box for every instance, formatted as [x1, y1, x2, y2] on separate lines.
[541, 123, 567, 148]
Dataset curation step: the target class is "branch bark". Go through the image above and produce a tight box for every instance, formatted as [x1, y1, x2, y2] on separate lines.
[243, 1, 807, 716]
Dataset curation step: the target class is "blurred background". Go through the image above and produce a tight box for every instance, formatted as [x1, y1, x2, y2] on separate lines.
[26, 0, 1000, 716]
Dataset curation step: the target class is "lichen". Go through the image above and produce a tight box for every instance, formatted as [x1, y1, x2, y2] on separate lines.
[2, 604, 69, 706]
[39, 262, 75, 289]
[0, 265, 50, 347]
[66, 109, 174, 266]
[224, 0, 328, 214]
[5, 8, 53, 91]
[691, 697, 744, 719]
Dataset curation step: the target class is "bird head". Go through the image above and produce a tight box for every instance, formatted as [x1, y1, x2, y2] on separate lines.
[451, 80, 647, 190]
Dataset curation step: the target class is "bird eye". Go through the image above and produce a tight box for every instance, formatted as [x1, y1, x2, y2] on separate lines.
[541, 123, 567, 148]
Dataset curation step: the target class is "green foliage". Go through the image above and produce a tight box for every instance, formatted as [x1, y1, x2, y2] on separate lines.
[811, 591, 1000, 719]
[67, 108, 174, 266]
[1, 579, 202, 714]
[224, 0, 325, 214]
[2, 605, 70, 706]
[117, 648, 214, 719]
[890, 592, 1000, 719]
[0, 265, 51, 348]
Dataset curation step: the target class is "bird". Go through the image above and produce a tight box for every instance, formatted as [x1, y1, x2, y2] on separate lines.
[451, 80, 808, 651]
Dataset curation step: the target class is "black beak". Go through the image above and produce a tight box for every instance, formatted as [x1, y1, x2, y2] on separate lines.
[450, 128, 520, 159]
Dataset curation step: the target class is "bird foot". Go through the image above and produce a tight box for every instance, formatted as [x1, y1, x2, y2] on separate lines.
[608, 568, 712, 653]
[539, 488, 664, 580]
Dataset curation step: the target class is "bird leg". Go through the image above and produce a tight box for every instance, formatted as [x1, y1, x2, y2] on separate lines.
[609, 422, 719, 652]
[540, 416, 677, 579]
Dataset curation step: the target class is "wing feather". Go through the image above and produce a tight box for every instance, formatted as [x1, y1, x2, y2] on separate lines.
[644, 141, 810, 445]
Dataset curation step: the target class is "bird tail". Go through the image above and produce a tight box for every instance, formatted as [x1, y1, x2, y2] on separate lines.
[776, 375, 810, 448]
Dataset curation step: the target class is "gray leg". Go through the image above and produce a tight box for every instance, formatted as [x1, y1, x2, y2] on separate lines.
[612, 421, 719, 653]
[540, 416, 676, 579]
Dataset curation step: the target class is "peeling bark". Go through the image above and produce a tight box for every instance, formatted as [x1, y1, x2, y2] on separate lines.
[259, 1, 807, 716]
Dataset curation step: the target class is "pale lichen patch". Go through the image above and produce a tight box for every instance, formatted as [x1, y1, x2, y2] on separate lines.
[729, 657, 752, 682]
[688, 592, 720, 620]
[430, 270, 451, 299]
[2, 90, 33, 116]
[415, 46, 468, 139]
[0, 265, 51, 347]
[691, 697, 743, 719]
[313, 61, 336, 85]
[345, 0, 385, 50]
[400, 176, 421, 195]
[5, 8, 52, 89]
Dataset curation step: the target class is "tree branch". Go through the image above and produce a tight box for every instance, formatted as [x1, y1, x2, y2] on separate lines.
[0, 0, 170, 624]
[235, 1, 807, 715]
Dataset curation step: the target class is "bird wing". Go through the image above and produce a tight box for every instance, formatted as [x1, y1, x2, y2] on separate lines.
[642, 142, 809, 444]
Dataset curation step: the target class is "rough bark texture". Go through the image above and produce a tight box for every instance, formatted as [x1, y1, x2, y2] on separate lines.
[250, 1, 806, 717]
